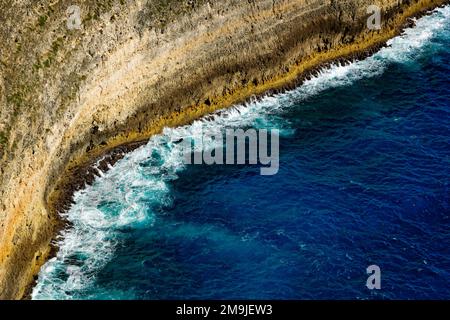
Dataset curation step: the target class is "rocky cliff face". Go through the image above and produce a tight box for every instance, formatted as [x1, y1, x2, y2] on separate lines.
[0, 0, 446, 299]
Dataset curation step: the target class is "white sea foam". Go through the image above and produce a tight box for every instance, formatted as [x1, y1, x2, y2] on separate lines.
[32, 5, 450, 299]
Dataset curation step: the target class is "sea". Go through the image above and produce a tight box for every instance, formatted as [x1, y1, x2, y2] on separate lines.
[33, 6, 450, 300]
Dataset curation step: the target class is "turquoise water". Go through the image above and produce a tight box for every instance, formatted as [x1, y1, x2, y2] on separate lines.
[33, 6, 450, 300]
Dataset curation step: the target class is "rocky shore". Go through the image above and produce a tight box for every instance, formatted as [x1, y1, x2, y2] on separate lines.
[0, 0, 447, 299]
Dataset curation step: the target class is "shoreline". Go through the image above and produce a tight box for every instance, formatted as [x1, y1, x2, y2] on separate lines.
[29, 2, 449, 299]
[47, 2, 448, 220]
[0, 0, 446, 300]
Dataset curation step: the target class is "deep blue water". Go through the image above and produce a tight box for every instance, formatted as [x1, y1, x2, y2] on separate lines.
[33, 7, 450, 300]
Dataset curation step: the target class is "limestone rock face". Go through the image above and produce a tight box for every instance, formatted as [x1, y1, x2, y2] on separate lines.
[0, 0, 446, 299]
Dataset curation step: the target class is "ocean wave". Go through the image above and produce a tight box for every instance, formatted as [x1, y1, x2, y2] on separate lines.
[32, 5, 450, 300]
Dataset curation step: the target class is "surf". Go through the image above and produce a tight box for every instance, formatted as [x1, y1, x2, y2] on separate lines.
[32, 5, 450, 300]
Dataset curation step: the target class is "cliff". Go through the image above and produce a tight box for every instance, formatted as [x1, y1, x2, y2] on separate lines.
[0, 0, 447, 299]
